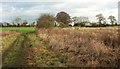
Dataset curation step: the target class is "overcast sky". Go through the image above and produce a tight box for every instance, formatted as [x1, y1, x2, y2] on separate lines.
[0, 0, 119, 23]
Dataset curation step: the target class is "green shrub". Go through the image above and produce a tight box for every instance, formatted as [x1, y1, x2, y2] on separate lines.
[36, 13, 55, 28]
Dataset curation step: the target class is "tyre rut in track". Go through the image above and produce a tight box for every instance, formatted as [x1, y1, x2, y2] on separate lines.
[2, 34, 24, 67]
[27, 34, 69, 67]
[2, 32, 69, 67]
[2, 33, 35, 67]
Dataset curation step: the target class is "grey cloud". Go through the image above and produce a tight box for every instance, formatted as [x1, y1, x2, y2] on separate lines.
[1, 1, 118, 23]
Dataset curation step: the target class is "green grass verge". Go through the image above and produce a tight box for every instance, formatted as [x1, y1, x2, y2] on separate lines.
[0, 27, 35, 33]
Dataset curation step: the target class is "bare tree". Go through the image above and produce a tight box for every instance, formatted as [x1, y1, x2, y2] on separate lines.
[22, 20, 28, 27]
[108, 15, 117, 26]
[31, 22, 36, 27]
[96, 14, 105, 25]
[72, 17, 89, 23]
[14, 17, 23, 27]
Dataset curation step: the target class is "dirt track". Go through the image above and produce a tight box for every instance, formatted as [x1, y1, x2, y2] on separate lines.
[2, 32, 68, 67]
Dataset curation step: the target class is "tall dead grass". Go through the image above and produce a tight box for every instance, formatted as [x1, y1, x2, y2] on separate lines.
[37, 27, 120, 67]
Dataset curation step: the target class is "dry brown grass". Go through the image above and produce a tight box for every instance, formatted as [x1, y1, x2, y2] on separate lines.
[1, 31, 19, 38]
[37, 27, 120, 67]
[1, 31, 20, 54]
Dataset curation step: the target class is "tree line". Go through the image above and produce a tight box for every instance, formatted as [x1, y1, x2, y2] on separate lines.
[1, 11, 119, 27]
[0, 17, 36, 27]
[37, 12, 118, 28]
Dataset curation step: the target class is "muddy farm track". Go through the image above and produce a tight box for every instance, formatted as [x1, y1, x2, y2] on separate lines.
[2, 32, 68, 67]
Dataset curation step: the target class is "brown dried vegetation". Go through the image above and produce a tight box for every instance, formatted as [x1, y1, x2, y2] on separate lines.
[37, 27, 120, 67]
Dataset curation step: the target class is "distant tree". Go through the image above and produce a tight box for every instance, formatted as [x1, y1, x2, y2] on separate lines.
[72, 16, 89, 26]
[14, 17, 23, 27]
[22, 20, 28, 27]
[91, 23, 98, 27]
[103, 19, 107, 25]
[12, 21, 16, 27]
[31, 22, 36, 27]
[56, 11, 71, 26]
[0, 23, 3, 27]
[80, 22, 85, 27]
[6, 23, 10, 27]
[4, 22, 11, 27]
[108, 15, 117, 26]
[72, 17, 80, 26]
[96, 14, 105, 26]
[37, 13, 55, 28]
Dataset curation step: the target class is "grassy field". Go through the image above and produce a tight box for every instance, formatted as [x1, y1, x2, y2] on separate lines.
[0, 27, 35, 33]
[1, 27, 120, 67]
